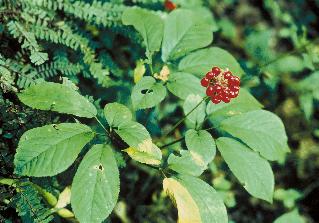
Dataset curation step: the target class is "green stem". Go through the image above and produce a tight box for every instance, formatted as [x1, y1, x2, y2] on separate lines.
[159, 136, 184, 149]
[257, 41, 315, 74]
[163, 96, 208, 138]
[94, 116, 108, 133]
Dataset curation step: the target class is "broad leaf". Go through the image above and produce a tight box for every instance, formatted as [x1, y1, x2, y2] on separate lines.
[274, 209, 306, 223]
[299, 93, 313, 120]
[178, 47, 244, 77]
[14, 123, 94, 177]
[104, 102, 132, 127]
[185, 129, 216, 164]
[71, 144, 119, 223]
[163, 175, 228, 223]
[167, 72, 205, 99]
[206, 88, 262, 117]
[125, 144, 162, 165]
[167, 150, 206, 176]
[122, 7, 163, 58]
[220, 110, 288, 161]
[161, 9, 213, 62]
[116, 121, 162, 165]
[183, 94, 206, 126]
[131, 76, 166, 110]
[18, 82, 97, 118]
[216, 137, 274, 202]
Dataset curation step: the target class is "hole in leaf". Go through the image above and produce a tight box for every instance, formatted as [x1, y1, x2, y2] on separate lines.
[141, 89, 153, 94]
[94, 164, 104, 171]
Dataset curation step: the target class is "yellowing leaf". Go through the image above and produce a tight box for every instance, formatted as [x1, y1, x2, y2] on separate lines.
[55, 186, 71, 209]
[163, 178, 201, 223]
[163, 176, 228, 223]
[124, 144, 162, 165]
[133, 60, 146, 83]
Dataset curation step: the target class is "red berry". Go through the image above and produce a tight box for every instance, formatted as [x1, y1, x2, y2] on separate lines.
[205, 71, 215, 80]
[206, 86, 214, 96]
[164, 0, 177, 11]
[201, 77, 210, 87]
[229, 76, 240, 86]
[211, 66, 221, 75]
[229, 90, 239, 98]
[223, 71, 232, 79]
[213, 84, 222, 93]
[211, 95, 221, 104]
[223, 88, 230, 96]
[229, 85, 240, 91]
[221, 95, 231, 103]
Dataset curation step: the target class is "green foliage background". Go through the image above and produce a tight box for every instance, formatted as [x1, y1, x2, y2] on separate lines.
[0, 0, 319, 222]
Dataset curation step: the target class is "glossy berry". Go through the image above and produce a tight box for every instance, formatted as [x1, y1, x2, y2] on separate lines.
[223, 71, 232, 79]
[205, 71, 215, 80]
[213, 84, 222, 93]
[201, 77, 210, 87]
[206, 86, 214, 96]
[211, 66, 221, 75]
[229, 90, 239, 98]
[229, 76, 240, 85]
[211, 96, 221, 104]
[230, 85, 240, 91]
[201, 66, 240, 104]
[221, 95, 231, 103]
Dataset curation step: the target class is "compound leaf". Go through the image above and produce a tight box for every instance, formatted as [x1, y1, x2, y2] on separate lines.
[220, 110, 289, 161]
[71, 144, 120, 223]
[161, 9, 213, 62]
[18, 82, 97, 118]
[14, 123, 94, 177]
[104, 102, 132, 127]
[163, 175, 227, 223]
[131, 76, 166, 110]
[216, 137, 274, 202]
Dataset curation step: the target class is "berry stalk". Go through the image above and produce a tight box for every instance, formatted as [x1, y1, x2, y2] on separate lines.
[163, 96, 209, 138]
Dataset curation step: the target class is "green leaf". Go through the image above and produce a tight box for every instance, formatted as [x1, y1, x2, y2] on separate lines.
[178, 47, 244, 77]
[216, 137, 274, 202]
[274, 209, 306, 223]
[116, 121, 162, 165]
[167, 150, 206, 176]
[104, 102, 132, 127]
[125, 144, 162, 166]
[161, 9, 213, 62]
[274, 189, 302, 209]
[14, 123, 94, 177]
[183, 94, 206, 126]
[18, 82, 97, 118]
[299, 93, 313, 120]
[163, 175, 228, 223]
[167, 72, 205, 99]
[206, 89, 262, 121]
[185, 129, 216, 164]
[297, 71, 319, 92]
[30, 51, 49, 66]
[71, 144, 119, 223]
[122, 7, 163, 57]
[220, 110, 288, 161]
[131, 76, 166, 110]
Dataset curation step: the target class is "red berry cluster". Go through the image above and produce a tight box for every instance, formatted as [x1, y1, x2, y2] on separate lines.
[201, 66, 240, 104]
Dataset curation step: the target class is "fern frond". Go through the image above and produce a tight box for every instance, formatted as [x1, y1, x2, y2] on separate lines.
[11, 181, 54, 223]
[63, 0, 126, 27]
[30, 23, 110, 86]
[21, 0, 126, 27]
[7, 21, 48, 65]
